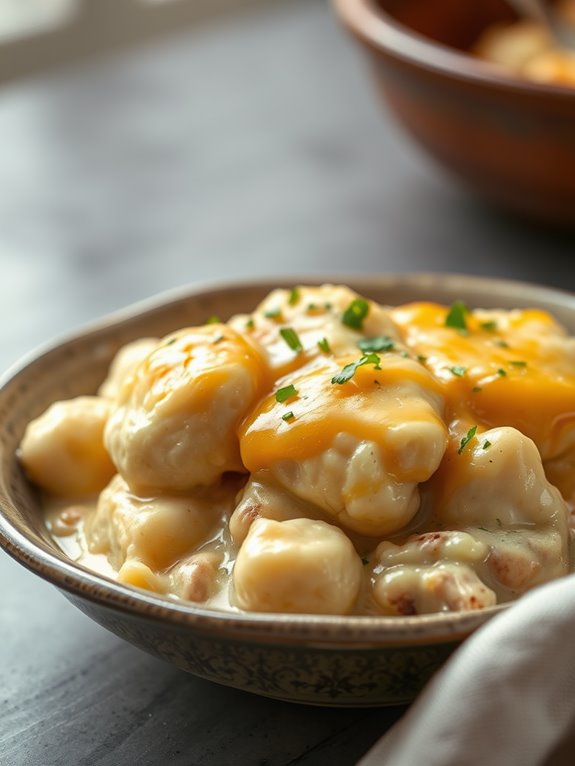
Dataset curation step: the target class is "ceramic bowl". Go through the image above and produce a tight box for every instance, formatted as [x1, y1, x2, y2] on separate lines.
[2, 274, 574, 707]
[333, 0, 575, 225]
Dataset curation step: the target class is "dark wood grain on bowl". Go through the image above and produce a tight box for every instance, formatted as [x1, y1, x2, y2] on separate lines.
[334, 0, 575, 224]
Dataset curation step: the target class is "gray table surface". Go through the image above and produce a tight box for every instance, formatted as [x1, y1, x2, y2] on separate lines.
[1, 1, 574, 764]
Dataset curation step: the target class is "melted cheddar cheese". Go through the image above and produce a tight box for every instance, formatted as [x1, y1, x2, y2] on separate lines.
[26, 285, 575, 617]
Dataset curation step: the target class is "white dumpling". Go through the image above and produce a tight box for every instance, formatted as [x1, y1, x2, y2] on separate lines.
[229, 284, 405, 379]
[98, 337, 159, 401]
[86, 474, 224, 572]
[104, 324, 268, 493]
[232, 517, 363, 614]
[20, 396, 115, 496]
[240, 354, 447, 536]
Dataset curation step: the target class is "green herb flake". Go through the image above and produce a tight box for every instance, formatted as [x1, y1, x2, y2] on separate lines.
[472, 386, 482, 393]
[445, 301, 468, 333]
[206, 315, 221, 325]
[497, 368, 507, 377]
[288, 287, 300, 306]
[281, 411, 295, 422]
[357, 335, 395, 354]
[342, 298, 370, 330]
[245, 317, 255, 331]
[449, 365, 467, 377]
[279, 327, 303, 353]
[317, 337, 331, 353]
[480, 320, 498, 332]
[510, 360, 527, 368]
[331, 353, 382, 385]
[417, 354, 427, 363]
[482, 440, 492, 449]
[213, 334, 225, 344]
[495, 340, 509, 349]
[458, 425, 477, 455]
[165, 337, 177, 346]
[275, 384, 298, 403]
[264, 308, 282, 320]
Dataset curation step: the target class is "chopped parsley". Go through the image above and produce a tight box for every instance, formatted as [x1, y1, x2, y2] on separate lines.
[264, 308, 282, 319]
[472, 386, 482, 393]
[417, 354, 427, 363]
[494, 339, 509, 349]
[342, 298, 369, 330]
[458, 425, 477, 455]
[482, 440, 492, 449]
[480, 320, 498, 331]
[445, 301, 468, 332]
[449, 365, 467, 377]
[282, 411, 295, 422]
[331, 353, 382, 385]
[358, 335, 395, 353]
[245, 317, 255, 331]
[317, 337, 331, 353]
[279, 327, 303, 353]
[288, 287, 300, 306]
[165, 337, 177, 346]
[275, 384, 298, 403]
[510, 360, 527, 368]
[206, 315, 221, 325]
[496, 368, 507, 377]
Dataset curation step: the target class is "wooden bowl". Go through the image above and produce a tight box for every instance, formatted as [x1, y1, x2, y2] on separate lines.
[333, 0, 575, 224]
[1, 274, 574, 706]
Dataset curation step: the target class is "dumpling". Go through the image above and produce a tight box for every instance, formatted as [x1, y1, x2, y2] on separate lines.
[19, 396, 115, 496]
[105, 324, 269, 493]
[232, 517, 363, 614]
[239, 353, 447, 536]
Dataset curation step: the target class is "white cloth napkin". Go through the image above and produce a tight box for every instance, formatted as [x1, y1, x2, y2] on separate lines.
[359, 573, 575, 766]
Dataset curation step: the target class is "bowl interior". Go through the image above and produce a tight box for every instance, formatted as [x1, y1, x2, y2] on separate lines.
[2, 273, 575, 645]
[377, 0, 516, 53]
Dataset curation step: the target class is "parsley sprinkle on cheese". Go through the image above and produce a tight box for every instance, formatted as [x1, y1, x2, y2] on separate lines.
[288, 287, 300, 306]
[331, 353, 382, 385]
[206, 315, 221, 325]
[445, 301, 468, 332]
[480, 321, 497, 331]
[357, 336, 395, 353]
[317, 337, 331, 353]
[458, 425, 477, 455]
[342, 298, 369, 330]
[449, 365, 467, 377]
[275, 384, 298, 403]
[264, 308, 282, 320]
[510, 360, 527, 368]
[279, 327, 303, 353]
[497, 368, 507, 377]
[282, 411, 295, 422]
[482, 440, 492, 449]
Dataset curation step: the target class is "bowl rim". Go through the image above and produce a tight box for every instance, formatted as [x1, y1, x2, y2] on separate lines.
[333, 0, 575, 100]
[2, 271, 574, 647]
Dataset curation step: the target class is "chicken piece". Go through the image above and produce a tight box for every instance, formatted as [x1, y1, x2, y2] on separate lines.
[98, 337, 159, 401]
[20, 396, 115, 496]
[229, 284, 405, 379]
[104, 324, 269, 493]
[239, 353, 447, 536]
[232, 517, 363, 614]
[373, 563, 496, 616]
[86, 474, 226, 572]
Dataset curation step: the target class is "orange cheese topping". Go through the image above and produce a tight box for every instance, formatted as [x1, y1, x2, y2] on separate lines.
[391, 303, 575, 459]
[239, 353, 447, 479]
[128, 323, 270, 417]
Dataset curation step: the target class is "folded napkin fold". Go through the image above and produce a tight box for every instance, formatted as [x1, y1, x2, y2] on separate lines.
[359, 573, 575, 766]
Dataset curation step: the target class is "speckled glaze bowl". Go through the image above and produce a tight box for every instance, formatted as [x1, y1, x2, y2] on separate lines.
[334, 0, 575, 225]
[2, 274, 574, 707]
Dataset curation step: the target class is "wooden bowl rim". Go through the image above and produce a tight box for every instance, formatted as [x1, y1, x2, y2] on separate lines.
[333, 0, 575, 100]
